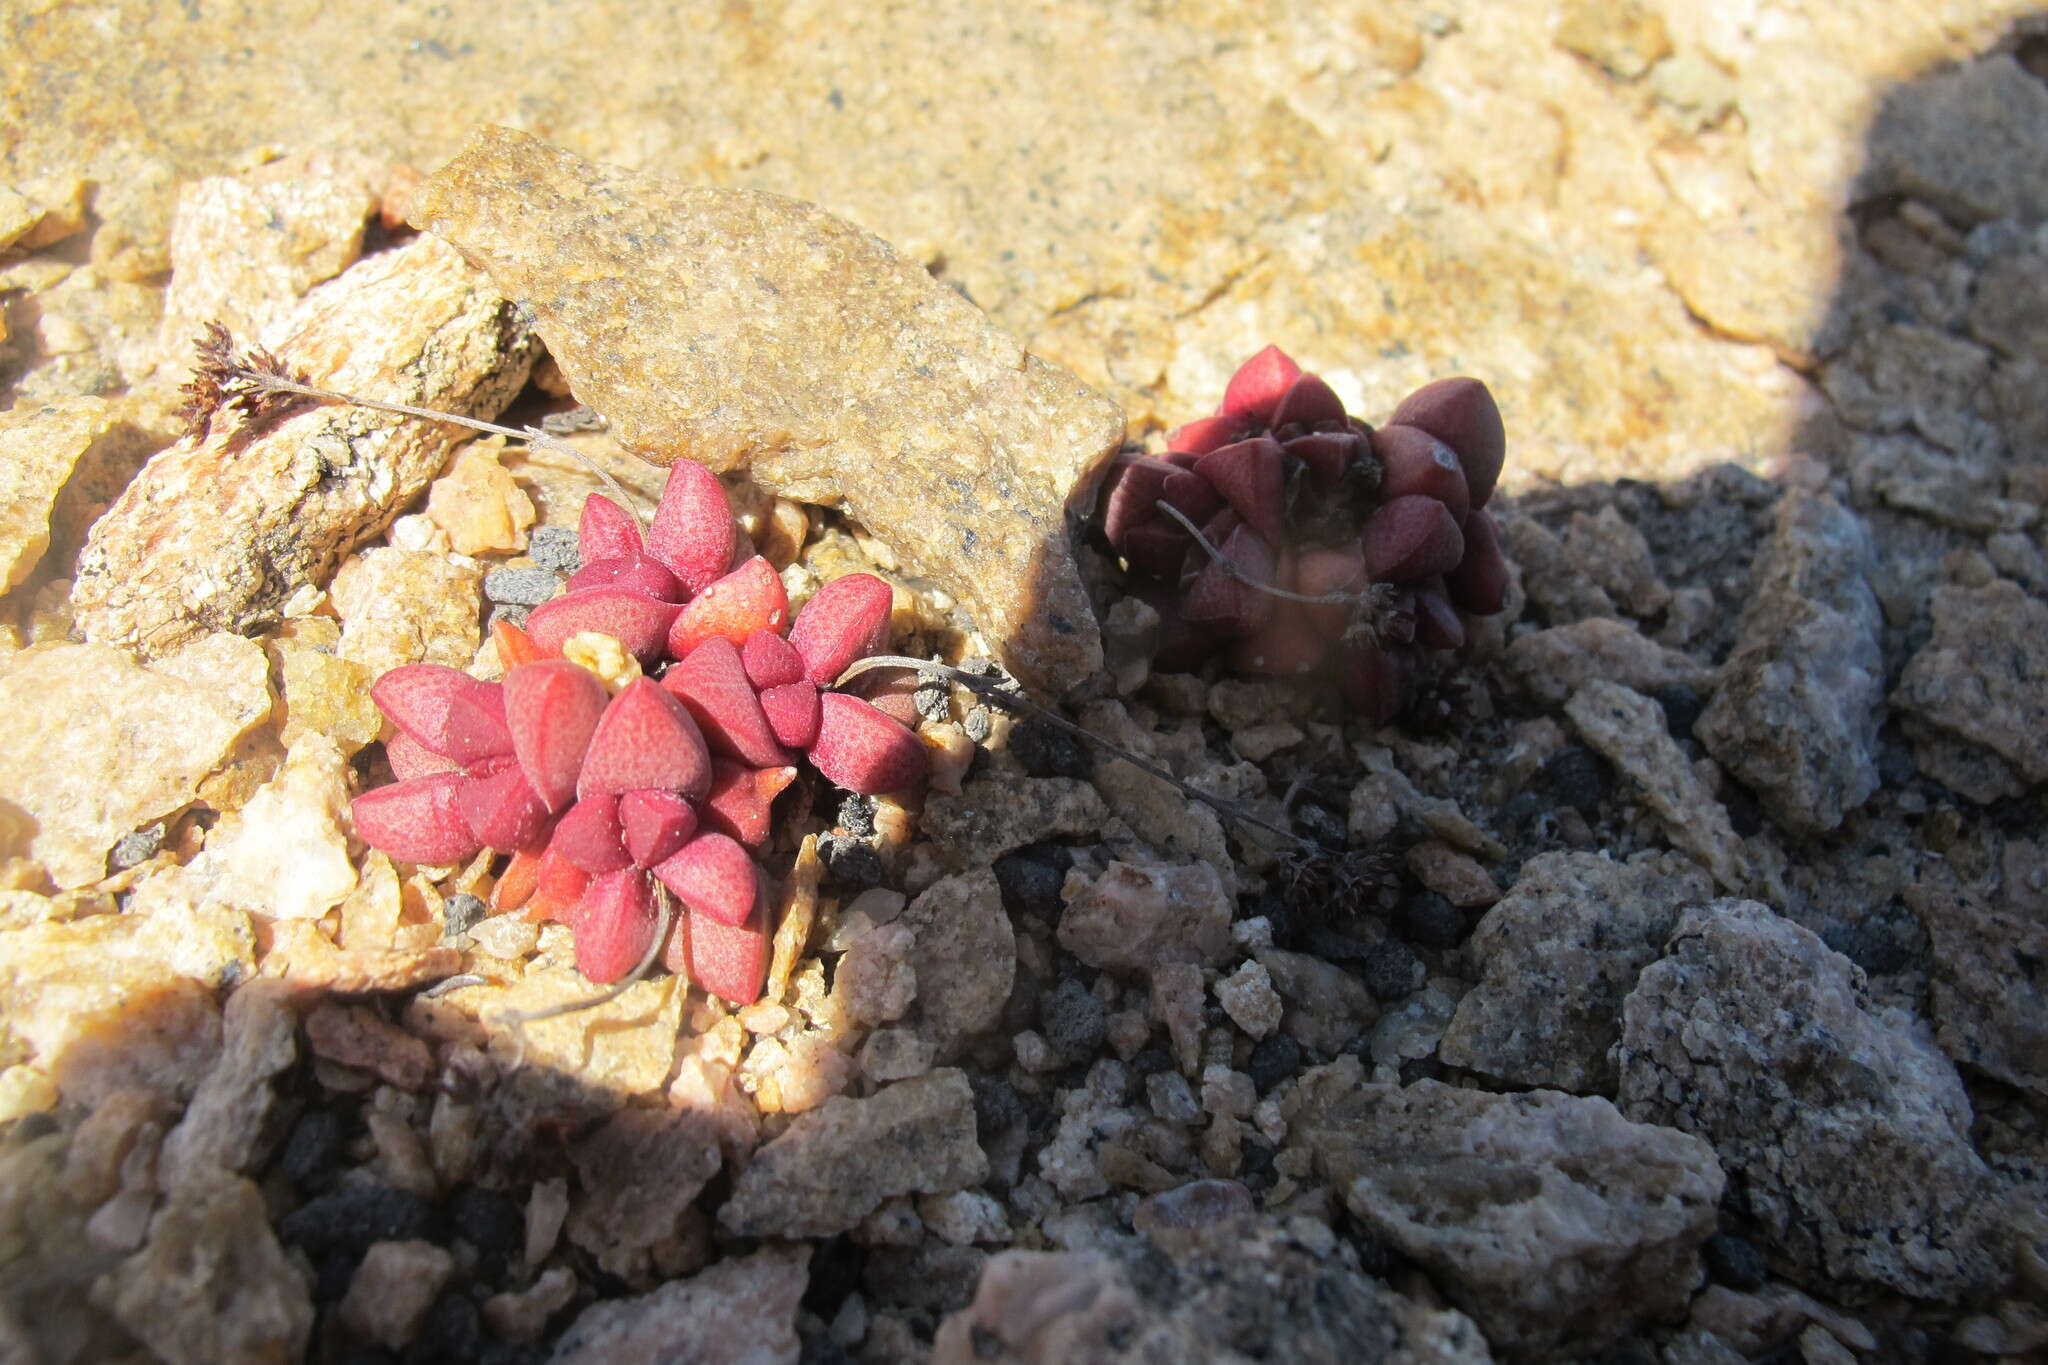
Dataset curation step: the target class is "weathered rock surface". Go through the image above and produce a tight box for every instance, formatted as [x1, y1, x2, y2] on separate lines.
[0, 398, 154, 592]
[896, 870, 1015, 1059]
[933, 1211, 1489, 1364]
[0, 633, 271, 887]
[411, 128, 1121, 693]
[1058, 861, 1234, 975]
[550, 1244, 809, 1365]
[1289, 1058, 1723, 1358]
[1617, 899, 2003, 1298]
[94, 1166, 312, 1365]
[1440, 851, 1712, 1093]
[1892, 580, 2048, 802]
[720, 1069, 986, 1238]
[567, 1107, 722, 1281]
[72, 233, 537, 656]
[1696, 492, 1884, 835]
[1905, 860, 2048, 1101]
[1504, 617, 1714, 709]
[157, 979, 299, 1186]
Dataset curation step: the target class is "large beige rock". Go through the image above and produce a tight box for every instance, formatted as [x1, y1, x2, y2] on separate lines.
[410, 128, 1122, 692]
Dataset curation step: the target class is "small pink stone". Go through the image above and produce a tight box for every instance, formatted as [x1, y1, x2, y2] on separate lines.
[550, 793, 630, 873]
[645, 460, 735, 594]
[787, 573, 894, 688]
[619, 789, 698, 868]
[810, 692, 927, 795]
[578, 493, 643, 564]
[573, 868, 657, 984]
[351, 773, 482, 866]
[1362, 495, 1465, 584]
[1219, 344, 1302, 424]
[501, 659, 610, 813]
[1369, 424, 1471, 527]
[1388, 377, 1506, 509]
[651, 831, 759, 927]
[577, 677, 713, 803]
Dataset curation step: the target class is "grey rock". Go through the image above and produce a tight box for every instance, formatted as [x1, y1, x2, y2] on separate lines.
[1565, 504, 1671, 617]
[1893, 580, 2048, 802]
[1905, 859, 2048, 1101]
[525, 524, 581, 574]
[550, 1244, 808, 1365]
[1288, 1059, 1721, 1358]
[1059, 860, 1234, 975]
[720, 1069, 986, 1238]
[898, 869, 1016, 1059]
[157, 979, 300, 1186]
[482, 564, 561, 606]
[922, 773, 1115, 863]
[1695, 492, 1884, 836]
[1503, 514, 1617, 624]
[931, 1211, 1490, 1365]
[1505, 617, 1714, 709]
[1616, 899, 2004, 1298]
[1254, 947, 1380, 1055]
[565, 1107, 721, 1281]
[1440, 850, 1712, 1093]
[1858, 55, 2048, 226]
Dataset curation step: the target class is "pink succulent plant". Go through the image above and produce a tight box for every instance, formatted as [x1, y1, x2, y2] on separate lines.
[1099, 345, 1510, 721]
[350, 462, 926, 1004]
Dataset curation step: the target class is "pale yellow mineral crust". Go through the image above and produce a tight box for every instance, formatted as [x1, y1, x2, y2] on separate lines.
[409, 127, 1124, 693]
[71, 233, 539, 657]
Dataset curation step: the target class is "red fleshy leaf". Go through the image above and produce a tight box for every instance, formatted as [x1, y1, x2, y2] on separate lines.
[1389, 377, 1506, 509]
[457, 764, 552, 852]
[574, 867, 657, 984]
[810, 692, 927, 795]
[1100, 456, 1175, 550]
[1446, 508, 1509, 616]
[1338, 643, 1416, 725]
[1136, 580, 1218, 674]
[761, 680, 822, 749]
[1269, 373, 1347, 432]
[1159, 468, 1224, 525]
[646, 460, 735, 594]
[1231, 607, 1329, 676]
[1118, 519, 1191, 579]
[577, 677, 713, 802]
[1179, 508, 1242, 590]
[620, 789, 698, 868]
[1369, 424, 1471, 526]
[525, 844, 591, 926]
[668, 556, 791, 657]
[491, 847, 542, 915]
[566, 553, 683, 602]
[579, 493, 643, 564]
[371, 665, 513, 764]
[676, 899, 771, 1006]
[386, 728, 462, 781]
[1415, 583, 1466, 650]
[351, 773, 482, 866]
[1166, 412, 1254, 457]
[1281, 430, 1362, 492]
[851, 671, 920, 728]
[651, 831, 759, 927]
[663, 636, 791, 768]
[699, 759, 798, 847]
[1180, 525, 1277, 637]
[1194, 436, 1287, 547]
[1219, 344, 1302, 424]
[1362, 495, 1465, 583]
[491, 618, 541, 670]
[525, 587, 683, 666]
[501, 659, 609, 812]
[551, 793, 630, 873]
[787, 572, 894, 688]
[741, 629, 804, 690]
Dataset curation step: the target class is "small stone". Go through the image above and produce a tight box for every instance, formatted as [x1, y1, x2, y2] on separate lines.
[270, 637, 382, 755]
[833, 922, 917, 1027]
[482, 1264, 578, 1344]
[338, 1239, 455, 1351]
[1146, 1070, 1203, 1125]
[861, 1027, 938, 1083]
[1013, 1029, 1058, 1074]
[305, 1001, 434, 1090]
[442, 892, 486, 939]
[1655, 683, 1705, 740]
[721, 1070, 987, 1238]
[1214, 960, 1283, 1040]
[1542, 746, 1610, 812]
[1255, 948, 1380, 1055]
[1553, 0, 1671, 80]
[483, 564, 561, 606]
[1359, 938, 1424, 1003]
[526, 524, 581, 573]
[1246, 1033, 1301, 1094]
[963, 707, 993, 744]
[108, 824, 164, 873]
[1201, 1067, 1257, 1120]
[1507, 617, 1713, 708]
[449, 1185, 526, 1283]
[1394, 890, 1465, 949]
[1893, 580, 2048, 802]
[1405, 840, 1500, 909]
[157, 979, 299, 1186]
[819, 835, 883, 889]
[567, 1106, 721, 1280]
[280, 1183, 438, 1257]
[428, 440, 538, 555]
[1040, 977, 1107, 1060]
[551, 1245, 809, 1365]
[992, 846, 1068, 919]
[200, 736, 358, 920]
[1152, 963, 1206, 1075]
[1057, 860, 1234, 973]
[332, 546, 485, 676]
[918, 1190, 1010, 1246]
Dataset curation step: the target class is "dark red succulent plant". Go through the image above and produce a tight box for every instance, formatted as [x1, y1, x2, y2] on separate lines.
[1098, 345, 1509, 721]
[351, 462, 926, 1005]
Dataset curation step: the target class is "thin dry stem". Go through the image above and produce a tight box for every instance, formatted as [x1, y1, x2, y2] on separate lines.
[1153, 500, 1359, 607]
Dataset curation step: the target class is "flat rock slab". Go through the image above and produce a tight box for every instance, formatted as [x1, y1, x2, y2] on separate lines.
[409, 128, 1123, 694]
[72, 233, 537, 657]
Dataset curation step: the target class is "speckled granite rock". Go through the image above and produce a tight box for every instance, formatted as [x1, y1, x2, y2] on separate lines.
[1289, 1058, 1722, 1358]
[1617, 899, 2004, 1299]
[550, 1244, 808, 1365]
[1892, 579, 2048, 802]
[895, 870, 1015, 1060]
[71, 234, 536, 656]
[1441, 851, 1713, 1093]
[1906, 859, 2048, 1102]
[410, 128, 1120, 693]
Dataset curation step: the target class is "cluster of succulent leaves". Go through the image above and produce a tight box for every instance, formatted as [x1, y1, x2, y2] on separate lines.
[1100, 346, 1509, 721]
[352, 462, 925, 1006]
